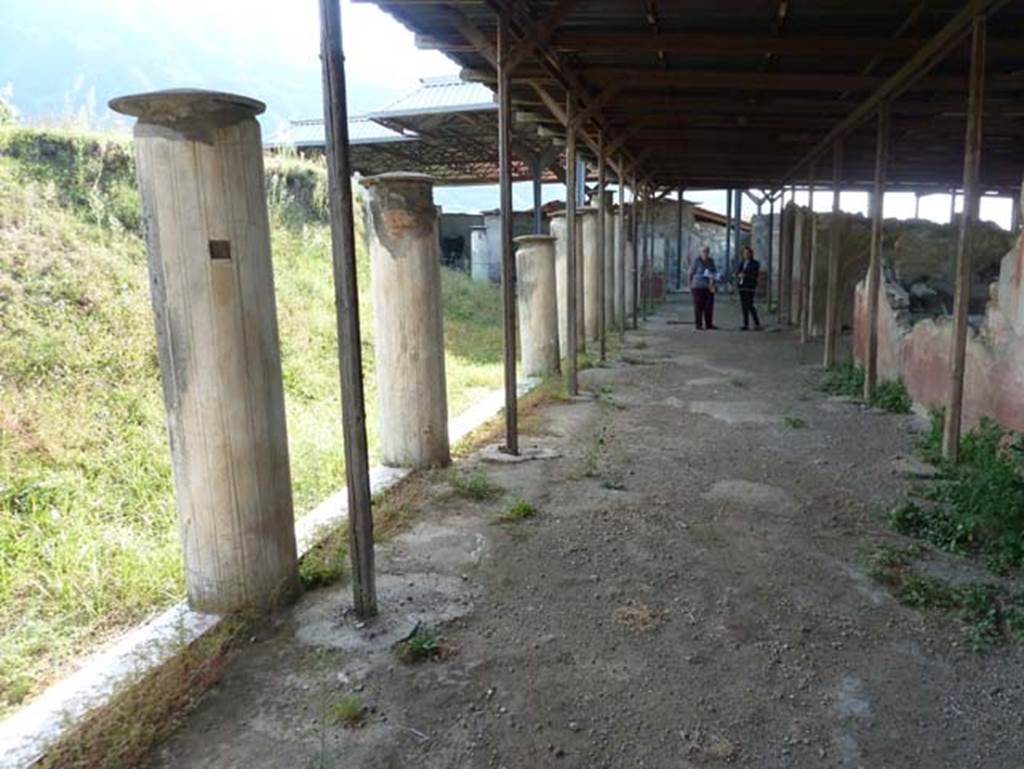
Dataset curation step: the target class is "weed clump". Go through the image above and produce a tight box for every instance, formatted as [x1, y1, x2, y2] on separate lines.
[898, 417, 1024, 572]
[395, 623, 444, 663]
[447, 470, 503, 501]
[820, 363, 912, 413]
[498, 499, 537, 523]
[329, 695, 366, 728]
[783, 415, 807, 429]
[870, 548, 1024, 652]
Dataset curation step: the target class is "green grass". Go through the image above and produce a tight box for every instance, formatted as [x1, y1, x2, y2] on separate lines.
[896, 415, 1024, 573]
[820, 363, 912, 414]
[869, 547, 1024, 652]
[0, 129, 505, 714]
[783, 415, 807, 429]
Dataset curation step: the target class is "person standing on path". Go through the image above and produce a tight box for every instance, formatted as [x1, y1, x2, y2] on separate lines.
[735, 245, 762, 331]
[688, 245, 718, 330]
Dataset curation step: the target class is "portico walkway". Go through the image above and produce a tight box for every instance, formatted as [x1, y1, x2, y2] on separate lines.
[155, 296, 1024, 769]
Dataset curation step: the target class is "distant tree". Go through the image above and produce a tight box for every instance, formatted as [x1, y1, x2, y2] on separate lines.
[0, 84, 18, 125]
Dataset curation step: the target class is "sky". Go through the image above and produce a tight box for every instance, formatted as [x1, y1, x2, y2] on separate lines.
[1, 0, 1016, 228]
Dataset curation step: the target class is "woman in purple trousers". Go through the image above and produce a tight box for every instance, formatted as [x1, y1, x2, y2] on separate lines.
[688, 246, 718, 330]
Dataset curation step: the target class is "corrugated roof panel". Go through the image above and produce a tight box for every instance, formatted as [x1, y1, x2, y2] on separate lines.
[369, 75, 496, 118]
[266, 117, 413, 148]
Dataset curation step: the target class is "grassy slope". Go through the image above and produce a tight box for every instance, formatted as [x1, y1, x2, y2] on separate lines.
[0, 131, 503, 713]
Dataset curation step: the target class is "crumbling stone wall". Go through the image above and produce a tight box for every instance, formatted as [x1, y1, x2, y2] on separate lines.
[854, 231, 1024, 433]
[756, 206, 1012, 333]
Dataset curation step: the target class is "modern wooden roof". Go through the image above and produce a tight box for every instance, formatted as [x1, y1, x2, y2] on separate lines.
[357, 0, 1024, 192]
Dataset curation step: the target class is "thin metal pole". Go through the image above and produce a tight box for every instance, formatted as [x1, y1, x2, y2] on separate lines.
[943, 12, 987, 462]
[641, 191, 650, 321]
[676, 188, 685, 291]
[914, 192, 921, 220]
[497, 13, 518, 454]
[577, 157, 586, 354]
[766, 194, 774, 310]
[318, 0, 375, 618]
[733, 189, 743, 285]
[598, 133, 607, 361]
[632, 175, 640, 330]
[801, 167, 816, 343]
[777, 187, 786, 324]
[724, 187, 733, 277]
[614, 166, 622, 337]
[824, 140, 843, 368]
[1011, 178, 1021, 233]
[864, 101, 890, 402]
[565, 97, 579, 396]
[532, 159, 543, 234]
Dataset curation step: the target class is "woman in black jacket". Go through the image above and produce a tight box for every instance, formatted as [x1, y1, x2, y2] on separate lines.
[735, 245, 762, 331]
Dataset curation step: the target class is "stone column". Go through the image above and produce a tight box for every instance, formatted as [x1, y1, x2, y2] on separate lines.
[363, 173, 450, 468]
[579, 206, 601, 342]
[550, 211, 582, 360]
[470, 225, 491, 283]
[602, 191, 616, 330]
[515, 235, 560, 377]
[110, 89, 297, 613]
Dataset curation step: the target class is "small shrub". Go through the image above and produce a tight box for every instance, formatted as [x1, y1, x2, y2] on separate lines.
[873, 379, 912, 414]
[821, 363, 864, 398]
[329, 695, 366, 728]
[784, 415, 807, 429]
[395, 624, 442, 663]
[498, 499, 537, 523]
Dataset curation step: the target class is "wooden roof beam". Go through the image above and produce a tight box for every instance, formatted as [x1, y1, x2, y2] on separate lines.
[783, 0, 1013, 184]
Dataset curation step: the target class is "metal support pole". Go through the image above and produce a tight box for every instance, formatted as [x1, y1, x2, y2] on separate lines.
[319, 0, 375, 617]
[950, 189, 957, 224]
[598, 133, 607, 361]
[914, 192, 921, 220]
[532, 158, 544, 234]
[864, 101, 891, 402]
[800, 167, 816, 344]
[776, 187, 786, 324]
[766, 194, 774, 310]
[676, 188, 685, 291]
[565, 97, 579, 396]
[1011, 180, 1022, 233]
[724, 187, 733, 277]
[943, 12, 987, 462]
[824, 141, 844, 368]
[632, 175, 640, 330]
[618, 166, 627, 340]
[642, 192, 650, 320]
[497, 13, 518, 454]
[733, 189, 744, 288]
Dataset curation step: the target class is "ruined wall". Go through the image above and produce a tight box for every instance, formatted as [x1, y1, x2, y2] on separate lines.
[854, 232, 1024, 433]
[785, 208, 1010, 335]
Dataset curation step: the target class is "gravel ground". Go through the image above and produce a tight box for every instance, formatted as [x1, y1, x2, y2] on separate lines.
[154, 295, 1024, 769]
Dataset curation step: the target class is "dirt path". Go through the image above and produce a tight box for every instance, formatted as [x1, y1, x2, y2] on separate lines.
[154, 295, 1024, 769]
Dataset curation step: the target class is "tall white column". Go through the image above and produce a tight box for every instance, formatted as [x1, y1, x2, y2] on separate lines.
[580, 206, 601, 342]
[515, 235, 560, 377]
[363, 173, 450, 468]
[110, 89, 298, 613]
